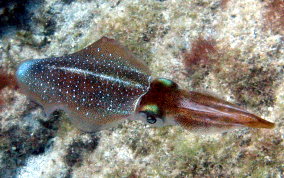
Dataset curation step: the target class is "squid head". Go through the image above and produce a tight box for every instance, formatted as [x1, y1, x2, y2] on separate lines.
[136, 78, 275, 132]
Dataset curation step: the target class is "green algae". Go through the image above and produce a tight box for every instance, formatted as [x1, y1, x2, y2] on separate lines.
[56, 113, 76, 139]
[76, 1, 168, 64]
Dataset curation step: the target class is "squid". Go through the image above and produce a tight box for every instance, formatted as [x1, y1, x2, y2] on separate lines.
[16, 37, 275, 132]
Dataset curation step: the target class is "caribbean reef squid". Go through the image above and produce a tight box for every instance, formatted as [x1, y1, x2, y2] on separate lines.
[16, 37, 275, 132]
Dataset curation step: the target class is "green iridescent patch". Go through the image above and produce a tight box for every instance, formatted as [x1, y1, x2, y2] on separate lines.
[141, 104, 159, 114]
[157, 78, 174, 87]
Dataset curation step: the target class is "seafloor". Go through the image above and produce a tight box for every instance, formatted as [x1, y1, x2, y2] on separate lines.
[0, 0, 283, 177]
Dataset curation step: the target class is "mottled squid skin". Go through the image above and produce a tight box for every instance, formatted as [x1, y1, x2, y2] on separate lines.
[16, 37, 151, 131]
[16, 37, 275, 132]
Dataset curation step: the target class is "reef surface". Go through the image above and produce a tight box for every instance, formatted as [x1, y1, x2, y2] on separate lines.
[0, 0, 283, 177]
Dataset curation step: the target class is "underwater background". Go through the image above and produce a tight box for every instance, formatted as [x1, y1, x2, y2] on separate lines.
[0, 0, 283, 177]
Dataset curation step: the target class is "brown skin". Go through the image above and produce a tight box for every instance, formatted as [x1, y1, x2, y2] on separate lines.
[136, 78, 275, 132]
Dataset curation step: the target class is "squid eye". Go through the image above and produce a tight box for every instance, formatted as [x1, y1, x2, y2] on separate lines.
[146, 115, 157, 124]
[139, 111, 157, 124]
